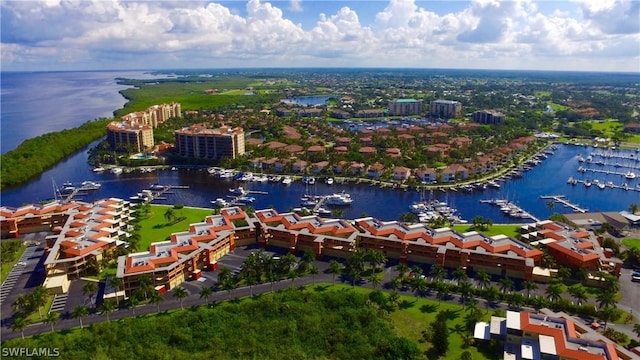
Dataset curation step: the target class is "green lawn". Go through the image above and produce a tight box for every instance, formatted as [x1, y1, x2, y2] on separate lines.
[622, 238, 640, 250]
[452, 224, 521, 238]
[137, 205, 216, 251]
[0, 240, 26, 283]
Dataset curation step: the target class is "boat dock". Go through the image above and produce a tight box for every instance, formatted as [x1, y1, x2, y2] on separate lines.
[540, 195, 588, 213]
[480, 199, 539, 222]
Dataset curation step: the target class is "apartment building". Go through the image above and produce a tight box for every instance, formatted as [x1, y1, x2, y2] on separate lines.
[388, 99, 423, 116]
[106, 121, 155, 153]
[474, 110, 506, 125]
[0, 199, 134, 293]
[174, 124, 245, 160]
[430, 100, 462, 118]
[122, 102, 181, 128]
[117, 207, 255, 295]
[474, 310, 630, 360]
[521, 221, 622, 277]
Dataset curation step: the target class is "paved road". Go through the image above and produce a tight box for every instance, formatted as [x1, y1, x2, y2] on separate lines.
[2, 246, 638, 343]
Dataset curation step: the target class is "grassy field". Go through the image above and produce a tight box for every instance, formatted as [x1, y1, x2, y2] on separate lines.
[451, 224, 521, 238]
[322, 284, 492, 359]
[0, 239, 26, 283]
[622, 238, 640, 250]
[137, 205, 216, 250]
[547, 102, 570, 111]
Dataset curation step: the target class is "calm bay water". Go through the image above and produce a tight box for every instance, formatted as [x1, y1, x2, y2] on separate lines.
[0, 71, 159, 154]
[1, 71, 637, 223]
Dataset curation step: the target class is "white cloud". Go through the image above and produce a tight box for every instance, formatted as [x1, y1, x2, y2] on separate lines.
[0, 0, 638, 72]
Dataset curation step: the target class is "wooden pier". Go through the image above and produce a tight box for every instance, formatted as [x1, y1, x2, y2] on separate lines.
[540, 195, 588, 213]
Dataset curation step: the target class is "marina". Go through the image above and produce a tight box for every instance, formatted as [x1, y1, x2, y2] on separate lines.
[4, 143, 638, 224]
[539, 195, 588, 213]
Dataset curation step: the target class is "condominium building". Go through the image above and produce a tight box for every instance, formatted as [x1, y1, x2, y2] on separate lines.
[474, 110, 506, 124]
[106, 121, 155, 152]
[388, 99, 423, 116]
[430, 100, 462, 118]
[174, 124, 245, 160]
[0, 198, 133, 294]
[117, 207, 255, 294]
[474, 309, 629, 360]
[122, 102, 181, 128]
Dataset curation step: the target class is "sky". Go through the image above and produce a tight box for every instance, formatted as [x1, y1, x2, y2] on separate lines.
[1, 0, 639, 72]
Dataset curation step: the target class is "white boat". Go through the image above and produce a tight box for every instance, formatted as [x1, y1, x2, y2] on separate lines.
[207, 167, 217, 174]
[325, 192, 353, 206]
[80, 181, 101, 190]
[282, 176, 292, 185]
[149, 183, 165, 190]
[211, 198, 229, 207]
[325, 177, 334, 185]
[314, 207, 332, 216]
[625, 171, 636, 179]
[237, 196, 256, 203]
[111, 167, 123, 175]
[92, 167, 105, 173]
[229, 187, 245, 195]
[597, 182, 606, 190]
[584, 180, 592, 187]
[218, 170, 234, 178]
[487, 181, 500, 189]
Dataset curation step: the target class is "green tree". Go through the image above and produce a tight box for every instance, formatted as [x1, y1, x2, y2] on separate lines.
[164, 207, 176, 223]
[11, 316, 28, 339]
[499, 277, 514, 294]
[199, 286, 213, 304]
[127, 295, 140, 316]
[475, 270, 491, 289]
[173, 286, 188, 310]
[44, 311, 60, 332]
[545, 283, 563, 303]
[523, 280, 537, 298]
[328, 260, 342, 284]
[72, 305, 89, 329]
[429, 311, 450, 357]
[109, 277, 123, 306]
[100, 301, 115, 321]
[148, 291, 164, 313]
[568, 284, 588, 306]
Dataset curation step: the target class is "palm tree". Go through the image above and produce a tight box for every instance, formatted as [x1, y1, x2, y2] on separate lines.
[568, 285, 588, 306]
[109, 277, 123, 306]
[475, 270, 491, 289]
[127, 295, 140, 315]
[633, 323, 640, 339]
[100, 301, 115, 321]
[71, 305, 88, 329]
[452, 268, 468, 285]
[173, 286, 188, 309]
[368, 273, 382, 289]
[459, 280, 473, 307]
[499, 277, 514, 294]
[82, 281, 98, 306]
[218, 266, 233, 283]
[430, 265, 446, 283]
[396, 262, 410, 279]
[309, 264, 319, 285]
[545, 283, 563, 303]
[12, 294, 30, 314]
[11, 316, 28, 339]
[523, 280, 538, 298]
[31, 286, 48, 319]
[136, 274, 153, 300]
[328, 260, 342, 284]
[411, 277, 428, 297]
[629, 203, 639, 215]
[148, 291, 164, 313]
[597, 290, 617, 310]
[220, 277, 236, 300]
[199, 287, 213, 304]
[164, 207, 176, 223]
[44, 311, 60, 332]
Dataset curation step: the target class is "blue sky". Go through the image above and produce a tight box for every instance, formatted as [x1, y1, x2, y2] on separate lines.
[1, 0, 639, 72]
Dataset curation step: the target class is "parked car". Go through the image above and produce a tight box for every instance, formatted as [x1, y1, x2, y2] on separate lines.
[631, 271, 640, 282]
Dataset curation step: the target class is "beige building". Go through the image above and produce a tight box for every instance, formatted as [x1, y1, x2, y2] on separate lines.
[388, 99, 423, 116]
[174, 124, 245, 160]
[121, 102, 181, 128]
[106, 121, 155, 152]
[430, 100, 462, 118]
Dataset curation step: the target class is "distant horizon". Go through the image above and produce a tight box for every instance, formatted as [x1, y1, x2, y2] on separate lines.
[2, 66, 639, 75]
[2, 1, 638, 73]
